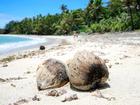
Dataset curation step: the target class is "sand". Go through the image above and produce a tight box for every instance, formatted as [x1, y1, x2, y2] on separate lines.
[0, 32, 140, 105]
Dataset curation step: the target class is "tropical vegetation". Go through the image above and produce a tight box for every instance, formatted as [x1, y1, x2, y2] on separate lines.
[3, 0, 140, 35]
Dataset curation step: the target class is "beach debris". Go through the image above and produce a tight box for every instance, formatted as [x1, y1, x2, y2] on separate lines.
[92, 89, 116, 101]
[26, 71, 31, 74]
[62, 94, 78, 102]
[0, 77, 26, 83]
[23, 54, 28, 58]
[100, 52, 106, 55]
[47, 89, 67, 97]
[120, 55, 130, 60]
[36, 58, 69, 90]
[0, 78, 6, 82]
[2, 63, 8, 67]
[9, 99, 28, 105]
[67, 50, 109, 91]
[6, 77, 27, 81]
[40, 45, 45, 50]
[0, 55, 15, 63]
[108, 64, 112, 68]
[2, 61, 8, 67]
[104, 59, 110, 63]
[123, 55, 130, 58]
[115, 62, 120, 65]
[47, 90, 59, 97]
[30, 51, 36, 56]
[11, 83, 16, 87]
[32, 95, 41, 101]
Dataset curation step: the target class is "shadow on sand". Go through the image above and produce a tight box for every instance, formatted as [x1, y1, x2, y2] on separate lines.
[70, 83, 110, 92]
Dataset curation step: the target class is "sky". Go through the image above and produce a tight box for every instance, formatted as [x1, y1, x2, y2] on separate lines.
[0, 0, 108, 28]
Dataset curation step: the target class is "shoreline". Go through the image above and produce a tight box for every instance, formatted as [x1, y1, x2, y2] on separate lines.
[0, 35, 68, 59]
[0, 31, 140, 59]
[0, 32, 140, 105]
[0, 35, 73, 62]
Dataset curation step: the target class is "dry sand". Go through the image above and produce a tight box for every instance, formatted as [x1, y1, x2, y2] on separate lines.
[0, 32, 140, 105]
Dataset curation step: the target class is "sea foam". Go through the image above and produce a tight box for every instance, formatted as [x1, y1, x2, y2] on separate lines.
[0, 35, 46, 56]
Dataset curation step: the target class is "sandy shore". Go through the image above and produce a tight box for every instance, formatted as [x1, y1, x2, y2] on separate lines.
[0, 32, 140, 105]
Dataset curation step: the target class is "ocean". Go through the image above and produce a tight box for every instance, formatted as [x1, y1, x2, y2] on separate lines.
[0, 35, 32, 44]
[0, 34, 46, 56]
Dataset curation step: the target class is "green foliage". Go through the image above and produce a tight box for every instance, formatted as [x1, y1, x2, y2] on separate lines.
[55, 9, 85, 35]
[85, 0, 105, 26]
[60, 4, 69, 13]
[108, 0, 124, 17]
[91, 13, 131, 32]
[79, 25, 92, 33]
[5, 21, 20, 34]
[4, 0, 140, 35]
[133, 13, 140, 29]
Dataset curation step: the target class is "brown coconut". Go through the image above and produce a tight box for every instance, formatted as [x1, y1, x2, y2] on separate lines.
[36, 58, 69, 90]
[67, 50, 109, 91]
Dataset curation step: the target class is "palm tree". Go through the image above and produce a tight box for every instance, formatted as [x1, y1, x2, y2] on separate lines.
[60, 4, 68, 13]
[124, 0, 134, 30]
[85, 0, 104, 26]
[136, 0, 140, 10]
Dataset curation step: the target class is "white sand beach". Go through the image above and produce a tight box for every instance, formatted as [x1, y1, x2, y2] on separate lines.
[0, 32, 140, 105]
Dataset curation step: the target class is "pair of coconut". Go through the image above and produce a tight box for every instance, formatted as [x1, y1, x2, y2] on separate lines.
[36, 50, 109, 91]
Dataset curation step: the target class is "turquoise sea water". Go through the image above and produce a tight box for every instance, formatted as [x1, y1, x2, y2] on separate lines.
[0, 34, 46, 56]
[0, 35, 32, 44]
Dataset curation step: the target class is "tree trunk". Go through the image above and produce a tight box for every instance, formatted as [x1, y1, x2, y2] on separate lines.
[136, 0, 140, 11]
[126, 0, 134, 30]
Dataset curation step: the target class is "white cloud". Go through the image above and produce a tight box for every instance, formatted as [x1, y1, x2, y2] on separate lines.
[0, 13, 21, 28]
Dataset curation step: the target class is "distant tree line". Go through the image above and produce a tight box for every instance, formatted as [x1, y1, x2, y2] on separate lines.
[0, 29, 5, 34]
[3, 0, 140, 35]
